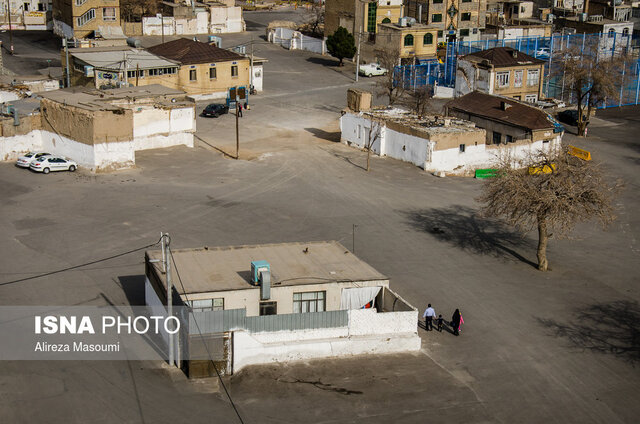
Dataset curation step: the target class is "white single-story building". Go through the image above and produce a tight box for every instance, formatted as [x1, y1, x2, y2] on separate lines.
[145, 241, 421, 377]
[340, 93, 563, 175]
[0, 85, 195, 171]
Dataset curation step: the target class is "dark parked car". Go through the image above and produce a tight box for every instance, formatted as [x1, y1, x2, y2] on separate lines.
[201, 103, 229, 118]
[557, 109, 579, 126]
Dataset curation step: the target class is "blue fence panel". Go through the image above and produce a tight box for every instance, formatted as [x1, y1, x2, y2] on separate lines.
[395, 33, 640, 108]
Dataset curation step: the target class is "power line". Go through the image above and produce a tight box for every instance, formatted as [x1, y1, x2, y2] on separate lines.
[0, 237, 162, 287]
[168, 249, 245, 424]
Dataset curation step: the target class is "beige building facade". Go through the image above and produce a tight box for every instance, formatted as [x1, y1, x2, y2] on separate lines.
[455, 47, 545, 102]
[147, 38, 250, 100]
[376, 22, 438, 61]
[406, 0, 486, 42]
[52, 0, 121, 39]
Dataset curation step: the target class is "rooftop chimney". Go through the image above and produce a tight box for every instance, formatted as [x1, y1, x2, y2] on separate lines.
[501, 101, 512, 111]
[512, 50, 518, 58]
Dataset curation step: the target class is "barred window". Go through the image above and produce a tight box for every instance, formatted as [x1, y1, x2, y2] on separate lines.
[496, 71, 510, 88]
[77, 9, 95, 27]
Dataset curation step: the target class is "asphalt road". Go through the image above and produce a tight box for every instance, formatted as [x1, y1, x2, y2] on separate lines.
[0, 8, 639, 424]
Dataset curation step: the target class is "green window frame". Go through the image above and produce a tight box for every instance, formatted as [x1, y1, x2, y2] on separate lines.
[461, 12, 471, 21]
[460, 29, 470, 36]
[432, 14, 442, 23]
[423, 33, 433, 45]
[367, 2, 377, 33]
[382, 17, 391, 23]
[404, 34, 414, 46]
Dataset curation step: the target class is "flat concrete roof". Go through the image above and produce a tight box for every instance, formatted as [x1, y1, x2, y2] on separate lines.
[70, 47, 179, 71]
[39, 84, 190, 111]
[146, 241, 388, 295]
[356, 107, 482, 136]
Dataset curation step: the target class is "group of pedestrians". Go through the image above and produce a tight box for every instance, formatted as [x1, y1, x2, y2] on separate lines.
[422, 304, 464, 336]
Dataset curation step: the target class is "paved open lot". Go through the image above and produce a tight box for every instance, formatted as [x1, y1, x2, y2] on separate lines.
[0, 9, 639, 423]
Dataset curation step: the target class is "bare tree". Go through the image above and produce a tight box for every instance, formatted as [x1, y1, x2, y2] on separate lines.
[364, 120, 382, 171]
[304, 2, 324, 37]
[408, 86, 433, 117]
[559, 45, 628, 136]
[477, 148, 620, 271]
[375, 49, 404, 106]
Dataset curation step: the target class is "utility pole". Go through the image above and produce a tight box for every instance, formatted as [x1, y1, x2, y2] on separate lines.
[135, 64, 139, 86]
[7, 4, 13, 54]
[352, 224, 357, 253]
[355, 28, 362, 82]
[235, 93, 239, 159]
[161, 14, 165, 44]
[161, 233, 175, 367]
[64, 38, 71, 88]
[250, 35, 254, 90]
[123, 52, 128, 86]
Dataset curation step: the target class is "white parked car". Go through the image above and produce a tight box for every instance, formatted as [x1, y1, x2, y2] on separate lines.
[359, 63, 388, 77]
[30, 156, 78, 174]
[16, 152, 52, 168]
[535, 47, 551, 59]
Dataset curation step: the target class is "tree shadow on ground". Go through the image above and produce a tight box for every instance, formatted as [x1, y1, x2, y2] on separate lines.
[305, 127, 341, 142]
[404, 206, 537, 268]
[538, 300, 640, 364]
[306, 56, 340, 67]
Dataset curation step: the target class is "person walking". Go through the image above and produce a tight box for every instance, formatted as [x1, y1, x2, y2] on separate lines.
[237, 102, 243, 117]
[423, 304, 436, 331]
[451, 309, 461, 336]
[436, 314, 444, 332]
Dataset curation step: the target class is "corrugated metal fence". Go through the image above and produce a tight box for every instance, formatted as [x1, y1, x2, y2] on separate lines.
[189, 308, 348, 334]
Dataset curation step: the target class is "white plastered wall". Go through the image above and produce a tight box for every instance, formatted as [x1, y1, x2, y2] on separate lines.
[232, 308, 420, 372]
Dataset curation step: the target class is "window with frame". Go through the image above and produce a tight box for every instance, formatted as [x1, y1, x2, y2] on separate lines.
[189, 298, 224, 312]
[423, 33, 433, 45]
[209, 67, 217, 79]
[506, 135, 514, 143]
[527, 69, 539, 86]
[367, 2, 377, 33]
[231, 65, 238, 77]
[438, 30, 443, 37]
[608, 29, 616, 38]
[432, 14, 442, 23]
[460, 29, 470, 36]
[462, 0, 471, 2]
[514, 70, 523, 87]
[404, 34, 414, 47]
[189, 69, 197, 81]
[492, 131, 502, 144]
[461, 12, 471, 21]
[293, 291, 326, 313]
[433, 0, 443, 3]
[260, 301, 277, 316]
[459, 144, 465, 153]
[382, 17, 391, 23]
[38, 3, 45, 11]
[102, 7, 116, 21]
[76, 9, 95, 27]
[525, 94, 537, 102]
[496, 71, 510, 88]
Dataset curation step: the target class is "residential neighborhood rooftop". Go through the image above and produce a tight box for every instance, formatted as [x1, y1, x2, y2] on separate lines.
[357, 107, 481, 135]
[69, 47, 179, 71]
[445, 92, 557, 130]
[461, 46, 545, 67]
[147, 38, 246, 64]
[39, 85, 191, 111]
[146, 241, 388, 295]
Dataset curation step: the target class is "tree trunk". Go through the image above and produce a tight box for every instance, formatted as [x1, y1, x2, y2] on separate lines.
[537, 216, 549, 271]
[366, 145, 371, 171]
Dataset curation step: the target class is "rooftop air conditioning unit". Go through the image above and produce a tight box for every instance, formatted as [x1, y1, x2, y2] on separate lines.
[398, 17, 408, 27]
[84, 65, 94, 77]
[577, 12, 588, 22]
[251, 260, 271, 300]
